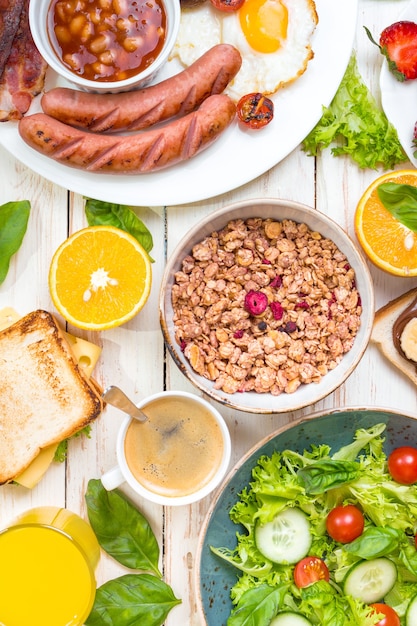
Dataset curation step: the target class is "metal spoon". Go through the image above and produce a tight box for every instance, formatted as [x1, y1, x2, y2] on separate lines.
[102, 385, 148, 423]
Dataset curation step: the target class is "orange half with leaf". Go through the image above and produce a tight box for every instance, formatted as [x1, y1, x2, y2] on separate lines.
[354, 170, 417, 277]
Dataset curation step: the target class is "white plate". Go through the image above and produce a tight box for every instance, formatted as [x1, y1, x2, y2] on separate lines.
[0, 0, 358, 207]
[380, 0, 417, 167]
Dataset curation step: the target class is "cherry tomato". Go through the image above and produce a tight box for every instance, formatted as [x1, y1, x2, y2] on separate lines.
[388, 446, 417, 485]
[370, 603, 400, 626]
[236, 93, 274, 130]
[293, 556, 329, 588]
[326, 505, 364, 544]
[209, 0, 245, 11]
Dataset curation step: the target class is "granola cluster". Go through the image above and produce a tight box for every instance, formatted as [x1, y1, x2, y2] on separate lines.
[171, 217, 362, 395]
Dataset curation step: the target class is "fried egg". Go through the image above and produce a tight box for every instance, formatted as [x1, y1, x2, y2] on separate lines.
[172, 0, 318, 101]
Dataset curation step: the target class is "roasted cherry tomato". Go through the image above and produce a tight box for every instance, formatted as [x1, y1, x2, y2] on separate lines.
[209, 0, 245, 11]
[370, 603, 400, 626]
[326, 504, 364, 544]
[293, 556, 329, 588]
[388, 446, 417, 485]
[236, 93, 274, 130]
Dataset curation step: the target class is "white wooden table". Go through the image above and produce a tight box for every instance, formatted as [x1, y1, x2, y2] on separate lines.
[1, 1, 417, 624]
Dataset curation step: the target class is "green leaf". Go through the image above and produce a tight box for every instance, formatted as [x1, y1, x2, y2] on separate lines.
[297, 460, 361, 495]
[331, 423, 386, 462]
[302, 53, 407, 169]
[344, 526, 402, 559]
[377, 183, 417, 232]
[53, 425, 92, 462]
[227, 584, 288, 626]
[85, 574, 181, 626]
[85, 198, 154, 261]
[85, 479, 161, 576]
[0, 200, 31, 284]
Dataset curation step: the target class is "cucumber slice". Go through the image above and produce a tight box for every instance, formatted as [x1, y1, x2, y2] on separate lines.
[255, 508, 311, 564]
[406, 592, 417, 626]
[270, 612, 312, 625]
[343, 557, 397, 604]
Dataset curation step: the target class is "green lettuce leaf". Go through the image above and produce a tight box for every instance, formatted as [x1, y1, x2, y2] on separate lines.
[302, 53, 407, 169]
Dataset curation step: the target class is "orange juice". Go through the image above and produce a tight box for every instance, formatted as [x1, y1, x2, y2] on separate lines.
[0, 508, 98, 626]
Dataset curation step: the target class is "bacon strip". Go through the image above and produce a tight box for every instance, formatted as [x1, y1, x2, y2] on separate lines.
[0, 0, 48, 122]
[0, 0, 25, 79]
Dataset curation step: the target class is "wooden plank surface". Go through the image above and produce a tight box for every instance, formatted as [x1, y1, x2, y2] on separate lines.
[1, 1, 417, 624]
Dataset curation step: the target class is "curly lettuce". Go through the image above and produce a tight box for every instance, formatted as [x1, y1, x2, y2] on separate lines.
[302, 53, 407, 169]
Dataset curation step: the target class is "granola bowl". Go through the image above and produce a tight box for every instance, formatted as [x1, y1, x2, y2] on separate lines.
[159, 199, 374, 414]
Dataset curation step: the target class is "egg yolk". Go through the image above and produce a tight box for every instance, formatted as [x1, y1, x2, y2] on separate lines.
[239, 0, 288, 53]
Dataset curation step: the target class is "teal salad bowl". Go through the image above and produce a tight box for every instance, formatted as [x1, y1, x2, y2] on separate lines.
[195, 407, 417, 625]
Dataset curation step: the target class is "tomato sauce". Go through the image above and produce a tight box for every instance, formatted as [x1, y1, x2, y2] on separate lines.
[48, 0, 167, 82]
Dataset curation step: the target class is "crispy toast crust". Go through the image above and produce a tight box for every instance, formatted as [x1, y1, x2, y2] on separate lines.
[371, 288, 417, 386]
[0, 310, 103, 484]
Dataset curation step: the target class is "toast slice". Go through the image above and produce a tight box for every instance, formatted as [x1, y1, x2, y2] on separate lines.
[0, 309, 103, 484]
[371, 288, 417, 386]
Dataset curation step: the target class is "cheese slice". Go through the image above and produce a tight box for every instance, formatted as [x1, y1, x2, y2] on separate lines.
[0, 308, 102, 488]
[0, 307, 20, 331]
[14, 445, 59, 489]
[62, 331, 102, 379]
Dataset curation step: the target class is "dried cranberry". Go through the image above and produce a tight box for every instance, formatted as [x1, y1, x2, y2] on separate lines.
[279, 321, 297, 334]
[180, 340, 187, 352]
[270, 301, 284, 320]
[261, 258, 271, 265]
[233, 329, 244, 339]
[344, 263, 351, 271]
[270, 276, 282, 288]
[244, 290, 268, 315]
[295, 300, 310, 309]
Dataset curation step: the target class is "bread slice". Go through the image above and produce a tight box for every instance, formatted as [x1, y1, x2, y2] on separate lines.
[371, 287, 417, 386]
[0, 309, 103, 484]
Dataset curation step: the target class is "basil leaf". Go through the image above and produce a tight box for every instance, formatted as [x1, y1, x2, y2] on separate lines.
[85, 198, 154, 260]
[85, 479, 161, 577]
[377, 183, 417, 232]
[85, 573, 181, 626]
[344, 526, 402, 559]
[228, 584, 288, 626]
[0, 200, 30, 284]
[297, 460, 361, 494]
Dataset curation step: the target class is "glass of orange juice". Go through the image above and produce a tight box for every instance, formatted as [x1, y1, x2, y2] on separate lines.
[0, 506, 100, 626]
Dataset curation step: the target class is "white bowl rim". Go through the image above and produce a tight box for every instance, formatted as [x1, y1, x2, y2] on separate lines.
[29, 0, 181, 92]
[159, 197, 375, 414]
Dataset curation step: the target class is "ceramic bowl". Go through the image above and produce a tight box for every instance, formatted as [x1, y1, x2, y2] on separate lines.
[30, 0, 180, 94]
[195, 406, 417, 625]
[159, 198, 374, 414]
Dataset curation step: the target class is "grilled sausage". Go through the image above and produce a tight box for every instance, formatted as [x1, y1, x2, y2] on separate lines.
[41, 44, 242, 133]
[18, 94, 236, 173]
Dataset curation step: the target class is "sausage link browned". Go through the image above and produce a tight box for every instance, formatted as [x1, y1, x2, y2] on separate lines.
[41, 44, 242, 133]
[18, 94, 236, 173]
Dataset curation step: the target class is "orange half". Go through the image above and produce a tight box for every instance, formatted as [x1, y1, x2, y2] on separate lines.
[49, 226, 152, 330]
[354, 170, 417, 277]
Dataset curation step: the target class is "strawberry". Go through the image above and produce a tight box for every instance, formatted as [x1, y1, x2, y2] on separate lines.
[365, 21, 417, 82]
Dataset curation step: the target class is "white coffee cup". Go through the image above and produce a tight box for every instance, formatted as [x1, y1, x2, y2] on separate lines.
[101, 391, 231, 506]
